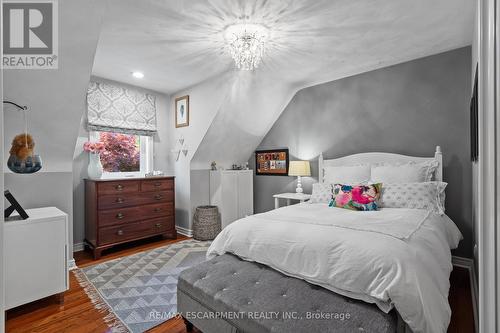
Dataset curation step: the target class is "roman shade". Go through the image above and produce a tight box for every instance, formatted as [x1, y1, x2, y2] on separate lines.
[86, 81, 157, 136]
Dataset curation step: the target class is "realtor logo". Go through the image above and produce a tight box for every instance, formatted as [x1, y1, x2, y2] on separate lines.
[2, 0, 58, 69]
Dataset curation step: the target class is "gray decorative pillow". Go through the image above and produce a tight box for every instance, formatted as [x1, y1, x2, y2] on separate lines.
[378, 181, 447, 214]
[309, 183, 333, 204]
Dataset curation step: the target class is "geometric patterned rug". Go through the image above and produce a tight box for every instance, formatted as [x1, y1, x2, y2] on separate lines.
[74, 239, 211, 333]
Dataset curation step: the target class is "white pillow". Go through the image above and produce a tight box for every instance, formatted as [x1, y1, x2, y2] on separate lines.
[371, 160, 438, 183]
[379, 181, 447, 214]
[309, 183, 333, 204]
[323, 165, 370, 184]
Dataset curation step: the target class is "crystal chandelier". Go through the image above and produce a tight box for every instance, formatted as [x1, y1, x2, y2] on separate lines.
[225, 24, 269, 71]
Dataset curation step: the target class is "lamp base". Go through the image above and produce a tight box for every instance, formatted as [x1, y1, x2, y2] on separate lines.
[295, 176, 303, 193]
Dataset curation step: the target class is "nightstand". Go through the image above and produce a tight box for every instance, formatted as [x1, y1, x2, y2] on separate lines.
[273, 193, 311, 209]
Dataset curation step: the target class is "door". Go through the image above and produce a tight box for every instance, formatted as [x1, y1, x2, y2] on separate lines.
[237, 171, 253, 218]
[220, 172, 238, 229]
[0, 0, 5, 326]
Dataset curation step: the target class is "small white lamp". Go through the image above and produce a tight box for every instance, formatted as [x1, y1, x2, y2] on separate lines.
[288, 160, 311, 193]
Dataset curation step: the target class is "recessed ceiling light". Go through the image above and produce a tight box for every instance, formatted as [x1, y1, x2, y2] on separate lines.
[132, 71, 144, 79]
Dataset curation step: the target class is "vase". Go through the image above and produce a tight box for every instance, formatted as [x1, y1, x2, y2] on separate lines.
[87, 153, 103, 179]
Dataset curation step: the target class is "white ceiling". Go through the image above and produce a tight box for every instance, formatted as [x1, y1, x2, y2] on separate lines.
[92, 0, 473, 95]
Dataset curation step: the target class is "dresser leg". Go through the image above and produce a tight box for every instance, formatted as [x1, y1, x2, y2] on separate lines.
[93, 248, 102, 260]
[163, 230, 177, 239]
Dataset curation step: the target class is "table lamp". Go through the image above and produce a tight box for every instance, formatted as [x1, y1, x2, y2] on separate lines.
[288, 160, 311, 193]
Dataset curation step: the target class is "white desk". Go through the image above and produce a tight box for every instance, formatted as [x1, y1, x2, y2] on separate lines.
[273, 193, 311, 209]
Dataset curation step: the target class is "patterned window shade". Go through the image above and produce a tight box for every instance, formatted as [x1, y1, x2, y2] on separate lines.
[86, 81, 157, 136]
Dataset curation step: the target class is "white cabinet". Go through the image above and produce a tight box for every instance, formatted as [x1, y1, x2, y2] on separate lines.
[5, 207, 69, 309]
[210, 170, 253, 229]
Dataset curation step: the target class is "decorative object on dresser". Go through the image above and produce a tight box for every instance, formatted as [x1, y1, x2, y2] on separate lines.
[210, 169, 253, 229]
[85, 177, 176, 259]
[273, 192, 311, 209]
[255, 148, 289, 176]
[5, 207, 69, 309]
[83, 141, 105, 179]
[288, 160, 311, 193]
[192, 206, 221, 241]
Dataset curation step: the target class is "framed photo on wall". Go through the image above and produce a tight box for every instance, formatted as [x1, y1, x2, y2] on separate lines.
[255, 149, 289, 176]
[470, 64, 478, 162]
[175, 95, 189, 128]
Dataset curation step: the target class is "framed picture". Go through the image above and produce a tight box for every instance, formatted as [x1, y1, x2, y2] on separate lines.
[470, 64, 478, 162]
[175, 95, 189, 128]
[255, 149, 289, 176]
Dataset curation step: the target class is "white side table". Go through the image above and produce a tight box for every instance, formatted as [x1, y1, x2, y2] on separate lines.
[273, 193, 312, 209]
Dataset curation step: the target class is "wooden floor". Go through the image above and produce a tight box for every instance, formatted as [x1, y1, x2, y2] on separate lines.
[6, 235, 475, 333]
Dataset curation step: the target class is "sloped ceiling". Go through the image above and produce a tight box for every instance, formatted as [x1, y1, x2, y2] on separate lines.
[93, 0, 473, 169]
[4, 0, 104, 171]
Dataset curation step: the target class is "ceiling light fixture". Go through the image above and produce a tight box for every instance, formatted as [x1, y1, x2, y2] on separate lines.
[132, 71, 144, 79]
[224, 24, 269, 71]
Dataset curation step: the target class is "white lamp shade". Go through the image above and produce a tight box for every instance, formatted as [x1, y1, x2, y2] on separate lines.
[288, 160, 311, 177]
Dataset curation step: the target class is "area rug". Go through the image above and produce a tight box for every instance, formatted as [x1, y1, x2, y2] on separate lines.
[74, 239, 211, 333]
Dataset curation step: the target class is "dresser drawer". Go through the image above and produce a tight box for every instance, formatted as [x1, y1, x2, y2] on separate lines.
[141, 178, 174, 192]
[99, 220, 153, 245]
[98, 190, 174, 210]
[98, 193, 142, 210]
[98, 181, 139, 195]
[138, 190, 174, 205]
[98, 202, 174, 227]
[149, 216, 175, 234]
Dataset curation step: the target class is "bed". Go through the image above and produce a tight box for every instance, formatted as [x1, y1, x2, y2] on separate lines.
[178, 146, 462, 333]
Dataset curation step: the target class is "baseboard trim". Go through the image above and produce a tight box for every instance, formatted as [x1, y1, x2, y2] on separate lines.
[73, 242, 85, 253]
[176, 226, 193, 237]
[452, 256, 478, 333]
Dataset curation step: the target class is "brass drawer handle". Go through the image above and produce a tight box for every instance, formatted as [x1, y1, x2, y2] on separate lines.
[154, 194, 163, 200]
[116, 213, 125, 219]
[115, 184, 124, 191]
[154, 208, 162, 212]
[154, 182, 162, 187]
[116, 197, 124, 203]
[155, 223, 162, 228]
[117, 229, 124, 236]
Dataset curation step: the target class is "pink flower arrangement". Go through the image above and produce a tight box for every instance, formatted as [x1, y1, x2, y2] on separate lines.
[83, 141, 106, 154]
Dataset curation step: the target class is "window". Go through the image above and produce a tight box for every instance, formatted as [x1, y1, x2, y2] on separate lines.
[90, 131, 153, 178]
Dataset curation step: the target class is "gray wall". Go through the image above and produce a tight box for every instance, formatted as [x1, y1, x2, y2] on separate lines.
[250, 47, 473, 258]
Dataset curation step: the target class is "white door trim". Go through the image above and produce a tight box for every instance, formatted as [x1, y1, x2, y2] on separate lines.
[478, 0, 499, 331]
[0, 0, 5, 328]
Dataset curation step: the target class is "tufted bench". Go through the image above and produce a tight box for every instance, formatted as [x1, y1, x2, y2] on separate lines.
[178, 253, 403, 333]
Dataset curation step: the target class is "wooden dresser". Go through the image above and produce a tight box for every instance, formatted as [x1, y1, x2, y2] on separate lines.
[85, 177, 176, 259]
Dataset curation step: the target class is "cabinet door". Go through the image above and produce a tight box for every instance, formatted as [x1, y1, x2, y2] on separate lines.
[221, 172, 238, 229]
[5, 218, 67, 309]
[237, 171, 254, 218]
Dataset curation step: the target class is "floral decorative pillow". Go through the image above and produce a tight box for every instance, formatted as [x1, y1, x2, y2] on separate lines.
[329, 183, 382, 211]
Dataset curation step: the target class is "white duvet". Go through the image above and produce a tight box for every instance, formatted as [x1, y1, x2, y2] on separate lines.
[207, 203, 462, 333]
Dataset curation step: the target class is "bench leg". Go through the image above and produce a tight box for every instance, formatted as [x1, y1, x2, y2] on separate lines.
[183, 316, 193, 332]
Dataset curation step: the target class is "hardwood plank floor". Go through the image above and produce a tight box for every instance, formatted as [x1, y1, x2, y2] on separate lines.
[6, 236, 474, 333]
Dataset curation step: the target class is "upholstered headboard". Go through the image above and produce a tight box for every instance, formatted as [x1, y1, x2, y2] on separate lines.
[318, 146, 443, 183]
